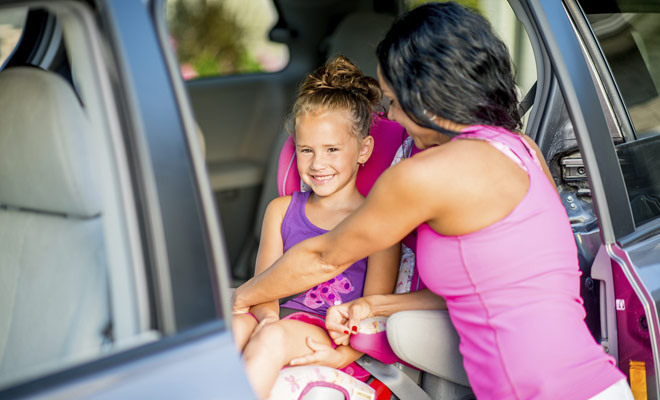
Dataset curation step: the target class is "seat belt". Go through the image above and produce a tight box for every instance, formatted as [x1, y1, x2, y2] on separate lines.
[518, 81, 537, 117]
[357, 356, 433, 400]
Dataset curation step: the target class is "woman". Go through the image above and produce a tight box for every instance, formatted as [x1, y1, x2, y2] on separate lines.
[233, 3, 631, 399]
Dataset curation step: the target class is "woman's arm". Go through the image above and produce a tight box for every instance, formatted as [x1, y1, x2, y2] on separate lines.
[324, 289, 447, 345]
[234, 158, 436, 311]
[357, 289, 447, 317]
[293, 289, 448, 363]
[363, 243, 400, 297]
[233, 137, 528, 310]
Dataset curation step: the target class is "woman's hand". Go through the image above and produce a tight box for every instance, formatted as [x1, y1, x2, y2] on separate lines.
[325, 298, 375, 345]
[289, 337, 347, 369]
[232, 285, 251, 315]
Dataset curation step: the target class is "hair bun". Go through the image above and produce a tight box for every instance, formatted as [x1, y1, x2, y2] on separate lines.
[292, 55, 383, 140]
[309, 55, 382, 107]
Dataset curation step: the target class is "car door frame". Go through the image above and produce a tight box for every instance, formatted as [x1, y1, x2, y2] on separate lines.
[0, 0, 252, 398]
[514, 0, 660, 397]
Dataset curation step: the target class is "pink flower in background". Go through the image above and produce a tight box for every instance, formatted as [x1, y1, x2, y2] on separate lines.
[180, 64, 198, 80]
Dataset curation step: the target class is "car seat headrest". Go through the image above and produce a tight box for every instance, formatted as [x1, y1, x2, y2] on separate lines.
[0, 67, 100, 217]
[277, 114, 407, 197]
[326, 12, 395, 78]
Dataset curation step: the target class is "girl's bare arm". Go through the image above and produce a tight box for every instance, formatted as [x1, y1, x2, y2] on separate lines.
[243, 196, 291, 321]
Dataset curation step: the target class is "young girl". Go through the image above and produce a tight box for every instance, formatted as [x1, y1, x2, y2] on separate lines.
[232, 56, 400, 399]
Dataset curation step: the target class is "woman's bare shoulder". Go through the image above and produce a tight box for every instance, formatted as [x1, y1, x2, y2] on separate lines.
[397, 139, 496, 181]
[389, 138, 523, 202]
[374, 144, 477, 213]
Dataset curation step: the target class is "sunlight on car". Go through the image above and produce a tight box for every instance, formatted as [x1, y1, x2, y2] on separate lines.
[166, 0, 289, 80]
[0, 8, 26, 68]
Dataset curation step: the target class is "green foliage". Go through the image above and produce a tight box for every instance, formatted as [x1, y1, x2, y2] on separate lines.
[168, 0, 263, 77]
[406, 0, 483, 15]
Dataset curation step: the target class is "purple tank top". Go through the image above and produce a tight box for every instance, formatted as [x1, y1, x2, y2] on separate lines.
[280, 191, 367, 316]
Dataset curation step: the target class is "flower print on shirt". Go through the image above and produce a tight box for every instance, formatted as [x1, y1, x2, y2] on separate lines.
[303, 274, 354, 309]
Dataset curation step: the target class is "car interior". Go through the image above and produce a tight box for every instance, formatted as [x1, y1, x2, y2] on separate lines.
[0, 2, 161, 390]
[2, 0, 659, 398]
[0, 0, 533, 398]
[0, 65, 109, 386]
[181, 0, 535, 398]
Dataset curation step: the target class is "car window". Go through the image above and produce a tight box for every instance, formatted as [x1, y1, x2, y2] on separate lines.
[165, 0, 289, 80]
[0, 8, 27, 68]
[579, 1, 660, 227]
[0, 6, 155, 389]
[406, 0, 536, 128]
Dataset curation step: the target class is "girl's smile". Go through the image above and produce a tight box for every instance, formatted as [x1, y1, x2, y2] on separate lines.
[295, 110, 371, 198]
[310, 174, 335, 183]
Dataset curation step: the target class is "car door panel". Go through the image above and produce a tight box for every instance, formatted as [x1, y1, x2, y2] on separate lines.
[3, 325, 254, 399]
[0, 0, 253, 397]
[527, 1, 660, 398]
[609, 242, 660, 399]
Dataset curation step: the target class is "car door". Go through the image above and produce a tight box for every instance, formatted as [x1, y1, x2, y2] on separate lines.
[518, 0, 660, 398]
[0, 0, 253, 398]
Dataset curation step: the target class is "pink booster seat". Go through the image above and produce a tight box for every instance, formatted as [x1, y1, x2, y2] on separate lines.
[276, 114, 424, 365]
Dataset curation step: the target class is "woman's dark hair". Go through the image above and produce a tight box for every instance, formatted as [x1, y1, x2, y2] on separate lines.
[292, 55, 382, 140]
[377, 2, 521, 134]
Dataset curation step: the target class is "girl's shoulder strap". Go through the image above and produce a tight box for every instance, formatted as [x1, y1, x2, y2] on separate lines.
[289, 190, 309, 208]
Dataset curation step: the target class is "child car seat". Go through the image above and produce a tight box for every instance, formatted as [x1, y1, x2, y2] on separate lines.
[277, 113, 406, 198]
[271, 114, 473, 400]
[263, 7, 472, 398]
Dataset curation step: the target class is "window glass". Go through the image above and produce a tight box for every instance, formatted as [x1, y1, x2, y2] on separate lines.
[0, 6, 153, 389]
[581, 2, 660, 226]
[0, 8, 27, 68]
[165, 0, 289, 80]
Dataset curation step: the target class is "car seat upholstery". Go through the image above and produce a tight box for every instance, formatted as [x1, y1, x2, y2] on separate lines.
[277, 114, 407, 198]
[0, 67, 109, 385]
[246, 10, 473, 399]
[387, 311, 470, 387]
[324, 11, 395, 78]
[274, 117, 473, 400]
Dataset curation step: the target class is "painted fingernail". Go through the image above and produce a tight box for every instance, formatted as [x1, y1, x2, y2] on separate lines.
[344, 330, 349, 334]
[351, 326, 358, 332]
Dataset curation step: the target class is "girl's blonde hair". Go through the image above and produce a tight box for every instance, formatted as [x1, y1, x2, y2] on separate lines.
[292, 55, 382, 140]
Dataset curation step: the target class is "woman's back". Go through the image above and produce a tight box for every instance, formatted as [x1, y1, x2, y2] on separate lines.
[416, 125, 624, 399]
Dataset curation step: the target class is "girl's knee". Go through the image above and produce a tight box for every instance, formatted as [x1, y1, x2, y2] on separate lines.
[244, 322, 289, 362]
[252, 321, 287, 345]
[233, 314, 257, 335]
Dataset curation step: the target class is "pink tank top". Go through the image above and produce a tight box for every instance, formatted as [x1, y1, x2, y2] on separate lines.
[416, 125, 624, 399]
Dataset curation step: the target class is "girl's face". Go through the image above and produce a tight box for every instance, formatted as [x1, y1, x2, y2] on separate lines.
[377, 66, 459, 149]
[295, 110, 373, 198]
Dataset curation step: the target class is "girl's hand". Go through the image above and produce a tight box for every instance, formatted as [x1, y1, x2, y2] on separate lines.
[325, 298, 375, 345]
[289, 337, 345, 369]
